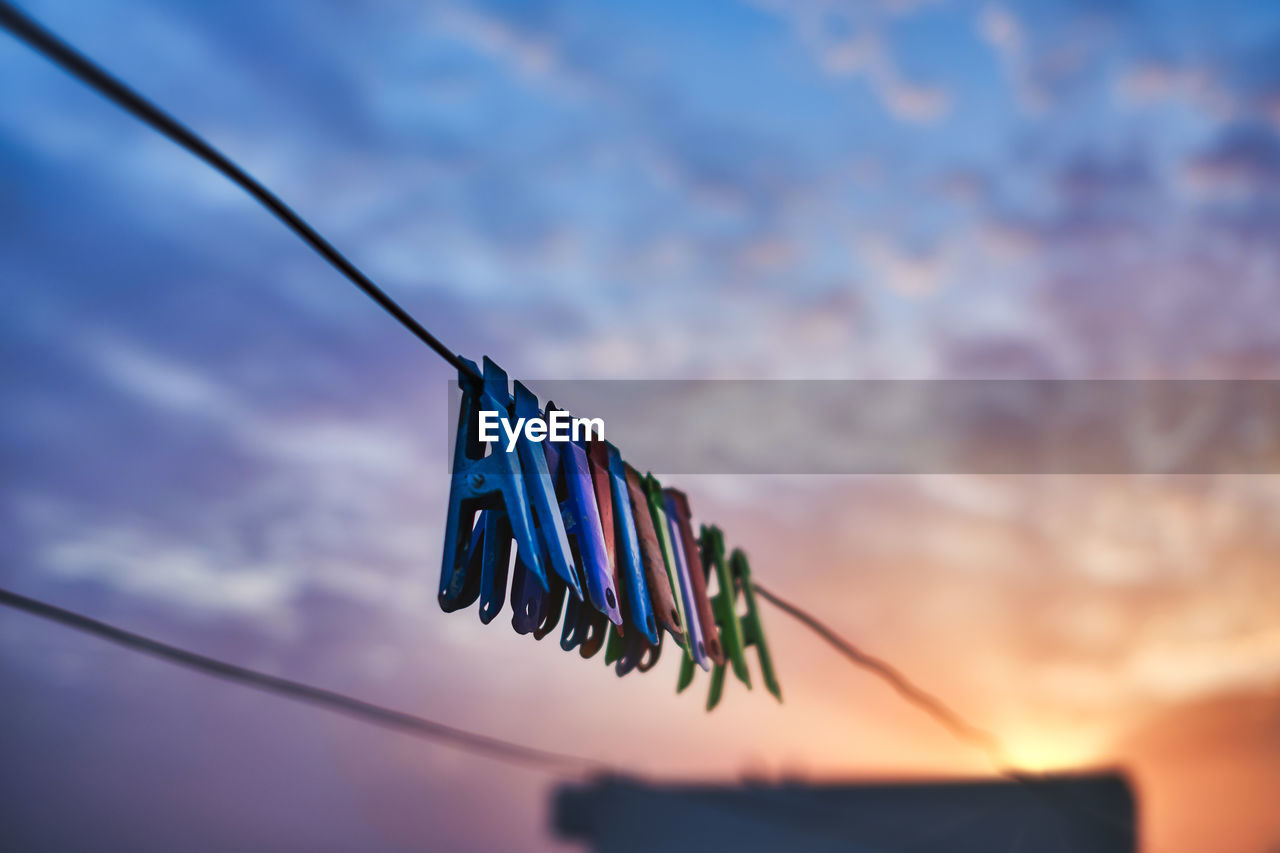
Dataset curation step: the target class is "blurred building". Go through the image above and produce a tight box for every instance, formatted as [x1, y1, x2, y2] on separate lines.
[554, 772, 1135, 853]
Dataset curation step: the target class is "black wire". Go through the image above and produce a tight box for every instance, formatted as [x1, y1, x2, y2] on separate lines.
[752, 582, 1011, 770]
[3, 586, 1140, 849]
[752, 584, 1149, 847]
[0, 587, 607, 775]
[0, 0, 479, 382]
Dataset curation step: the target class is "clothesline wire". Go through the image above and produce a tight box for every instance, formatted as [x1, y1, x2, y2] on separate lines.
[1, 583, 1139, 849]
[0, 595, 973, 853]
[0, 587, 609, 775]
[751, 583, 1009, 769]
[0, 0, 1005, 767]
[0, 0, 478, 382]
[0, 582, 1139, 850]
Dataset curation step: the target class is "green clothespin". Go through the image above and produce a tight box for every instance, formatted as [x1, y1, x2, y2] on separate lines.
[679, 525, 752, 707]
[642, 474, 690, 658]
[728, 547, 781, 704]
[604, 621, 625, 666]
[685, 539, 782, 709]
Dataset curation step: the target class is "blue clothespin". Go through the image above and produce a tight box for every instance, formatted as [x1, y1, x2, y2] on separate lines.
[559, 466, 610, 655]
[513, 383, 581, 598]
[587, 439, 651, 674]
[474, 508, 514, 624]
[512, 565, 568, 638]
[560, 436, 619, 660]
[511, 419, 578, 640]
[505, 386, 583, 639]
[508, 500, 568, 639]
[439, 358, 545, 612]
[561, 592, 609, 655]
[559, 432, 621, 626]
[553, 441, 595, 653]
[602, 443, 658, 645]
[509, 553, 544, 636]
[515, 400, 623, 645]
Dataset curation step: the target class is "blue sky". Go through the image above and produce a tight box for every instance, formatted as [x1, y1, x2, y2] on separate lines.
[3, 1, 1280, 851]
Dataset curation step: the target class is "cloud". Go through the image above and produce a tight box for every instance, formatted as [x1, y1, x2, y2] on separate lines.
[978, 1, 1140, 115]
[0, 333, 444, 626]
[1187, 121, 1280, 194]
[855, 233, 948, 298]
[41, 519, 298, 620]
[1055, 147, 1156, 201]
[89, 336, 421, 474]
[430, 3, 591, 97]
[1115, 61, 1215, 109]
[1112, 24, 1280, 134]
[753, 0, 951, 123]
[978, 4, 1048, 113]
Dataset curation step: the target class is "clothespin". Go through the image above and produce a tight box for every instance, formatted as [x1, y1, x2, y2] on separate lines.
[623, 464, 684, 645]
[505, 385, 599, 640]
[512, 431, 572, 640]
[511, 534, 567, 641]
[679, 525, 751, 707]
[528, 575, 569, 641]
[601, 564, 652, 676]
[581, 436, 621, 664]
[642, 473, 706, 667]
[661, 489, 710, 671]
[539, 404, 620, 656]
[713, 546, 782, 707]
[665, 489, 721, 670]
[551, 415, 621, 626]
[596, 442, 662, 675]
[603, 594, 662, 675]
[632, 630, 662, 673]
[605, 618, 663, 675]
[604, 626, 631, 673]
[561, 593, 609, 656]
[514, 384, 581, 598]
[556, 437, 626, 661]
[439, 357, 545, 613]
[599, 443, 658, 645]
[475, 509, 513, 624]
[552, 434, 604, 651]
[510, 552, 549, 635]
[512, 398, 623, 649]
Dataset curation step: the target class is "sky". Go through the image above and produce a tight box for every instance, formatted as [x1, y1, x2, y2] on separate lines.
[2, 0, 1280, 851]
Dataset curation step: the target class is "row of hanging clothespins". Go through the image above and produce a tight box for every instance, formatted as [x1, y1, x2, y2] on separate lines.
[439, 357, 781, 710]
